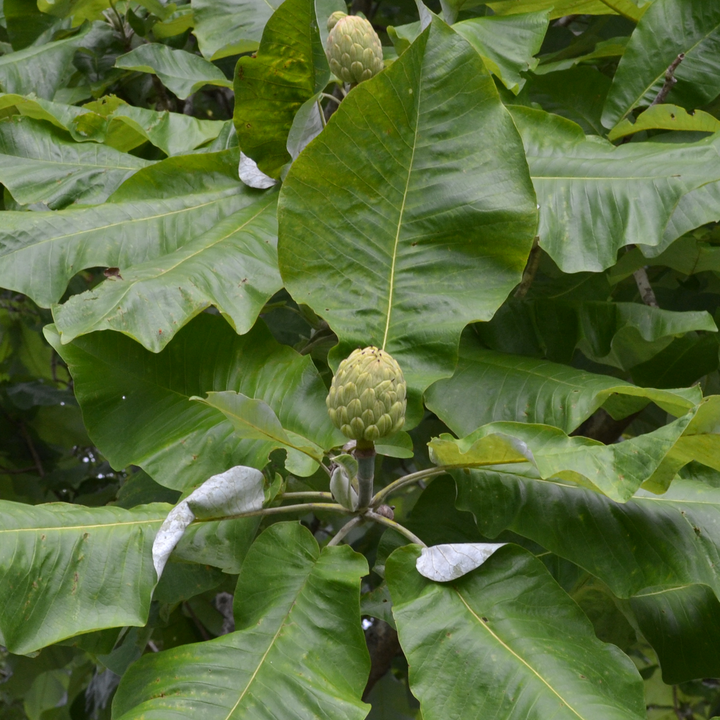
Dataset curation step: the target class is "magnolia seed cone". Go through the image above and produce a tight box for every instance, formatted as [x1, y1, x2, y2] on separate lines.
[327, 346, 407, 442]
[325, 13, 383, 85]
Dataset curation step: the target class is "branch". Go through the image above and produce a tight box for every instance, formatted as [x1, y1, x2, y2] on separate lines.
[327, 516, 365, 546]
[649, 53, 685, 108]
[371, 466, 450, 506]
[193, 502, 352, 524]
[280, 491, 333, 502]
[365, 510, 426, 546]
[514, 236, 541, 300]
[633, 265, 659, 307]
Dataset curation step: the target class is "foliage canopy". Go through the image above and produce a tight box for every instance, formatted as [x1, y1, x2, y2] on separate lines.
[2, 0, 720, 718]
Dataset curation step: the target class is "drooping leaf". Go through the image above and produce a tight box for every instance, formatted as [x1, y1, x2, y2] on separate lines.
[286, 92, 324, 160]
[630, 333, 719, 389]
[52, 189, 280, 350]
[519, 66, 611, 135]
[628, 583, 720, 683]
[115, 44, 233, 99]
[0, 151, 252, 316]
[0, 22, 101, 99]
[4, 0, 60, 49]
[45, 313, 344, 490]
[425, 332, 701, 436]
[485, 0, 632, 18]
[453, 11, 549, 92]
[476, 298, 717, 370]
[602, 0, 720, 129]
[68, 96, 226, 156]
[608, 103, 720, 141]
[428, 404, 703, 502]
[454, 463, 720, 601]
[0, 500, 169, 654]
[193, 392, 327, 476]
[0, 115, 151, 208]
[534, 36, 628, 75]
[152, 5, 195, 39]
[512, 106, 720, 272]
[387, 544, 646, 720]
[112, 523, 370, 720]
[191, 0, 283, 59]
[0, 92, 225, 155]
[279, 17, 538, 425]
[234, 0, 329, 178]
[453, 462, 720, 679]
[152, 465, 264, 578]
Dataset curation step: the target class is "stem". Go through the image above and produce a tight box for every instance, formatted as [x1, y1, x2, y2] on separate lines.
[355, 444, 376, 510]
[371, 466, 449, 506]
[194, 502, 351, 524]
[321, 93, 342, 106]
[317, 100, 327, 128]
[280, 491, 333, 501]
[327, 516, 365, 546]
[365, 510, 427, 547]
[649, 53, 685, 108]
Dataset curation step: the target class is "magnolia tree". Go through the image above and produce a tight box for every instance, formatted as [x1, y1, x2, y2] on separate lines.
[3, 0, 720, 717]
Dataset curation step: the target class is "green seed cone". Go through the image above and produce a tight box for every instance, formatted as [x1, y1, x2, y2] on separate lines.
[325, 13, 384, 85]
[327, 347, 406, 442]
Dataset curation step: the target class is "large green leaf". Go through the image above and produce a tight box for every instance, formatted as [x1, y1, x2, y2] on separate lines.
[112, 522, 370, 720]
[0, 22, 101, 99]
[0, 151, 252, 315]
[628, 583, 720, 683]
[608, 103, 720, 141]
[387, 544, 645, 720]
[602, 0, 720, 129]
[486, 0, 636, 18]
[512, 107, 720, 272]
[425, 333, 701, 436]
[454, 463, 720, 678]
[476, 298, 717, 370]
[45, 313, 344, 490]
[453, 11, 549, 92]
[455, 463, 720, 600]
[191, 0, 283, 59]
[0, 500, 169, 654]
[115, 44, 233, 99]
[52, 190, 280, 350]
[279, 17, 538, 423]
[234, 0, 328, 178]
[0, 115, 151, 208]
[428, 398, 720, 501]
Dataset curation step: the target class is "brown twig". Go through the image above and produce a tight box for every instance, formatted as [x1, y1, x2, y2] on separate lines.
[649, 53, 685, 108]
[514, 236, 541, 300]
[20, 423, 45, 477]
[633, 265, 659, 307]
